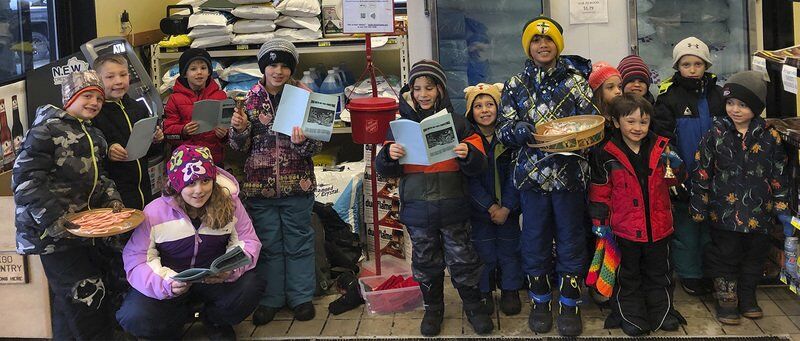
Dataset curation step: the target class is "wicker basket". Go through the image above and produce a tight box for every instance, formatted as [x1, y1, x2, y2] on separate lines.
[527, 115, 606, 152]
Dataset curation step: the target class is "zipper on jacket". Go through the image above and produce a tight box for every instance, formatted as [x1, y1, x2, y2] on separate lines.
[116, 101, 146, 208]
[275, 134, 281, 195]
[80, 121, 99, 210]
[190, 229, 201, 268]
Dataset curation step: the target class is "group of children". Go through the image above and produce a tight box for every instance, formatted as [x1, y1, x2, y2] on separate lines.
[10, 13, 793, 340]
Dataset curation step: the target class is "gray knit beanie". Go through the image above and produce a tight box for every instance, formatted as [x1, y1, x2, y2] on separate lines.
[257, 38, 299, 75]
[672, 37, 712, 70]
[722, 71, 768, 115]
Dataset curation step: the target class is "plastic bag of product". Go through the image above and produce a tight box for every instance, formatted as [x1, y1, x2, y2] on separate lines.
[190, 34, 232, 48]
[188, 24, 233, 38]
[233, 19, 276, 33]
[228, 0, 270, 4]
[232, 32, 276, 45]
[188, 10, 235, 28]
[158, 35, 192, 48]
[314, 162, 365, 232]
[275, 15, 321, 31]
[232, 4, 279, 20]
[224, 79, 259, 96]
[276, 0, 321, 17]
[220, 58, 262, 82]
[273, 27, 322, 40]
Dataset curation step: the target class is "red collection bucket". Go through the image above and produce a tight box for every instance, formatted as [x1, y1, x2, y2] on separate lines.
[347, 97, 398, 144]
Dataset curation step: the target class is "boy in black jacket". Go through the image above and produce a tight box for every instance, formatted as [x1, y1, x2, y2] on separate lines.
[92, 54, 164, 210]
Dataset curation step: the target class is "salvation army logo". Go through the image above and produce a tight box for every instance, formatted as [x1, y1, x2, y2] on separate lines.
[51, 57, 89, 86]
[366, 118, 378, 133]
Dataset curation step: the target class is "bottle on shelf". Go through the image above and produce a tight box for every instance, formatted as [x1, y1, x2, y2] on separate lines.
[339, 62, 355, 86]
[11, 95, 23, 155]
[307, 67, 321, 87]
[300, 71, 319, 92]
[787, 236, 798, 280]
[0, 99, 14, 171]
[332, 66, 348, 87]
[315, 63, 327, 83]
[319, 70, 344, 118]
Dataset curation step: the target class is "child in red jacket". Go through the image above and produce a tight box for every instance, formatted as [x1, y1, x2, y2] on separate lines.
[588, 94, 686, 336]
[164, 48, 228, 164]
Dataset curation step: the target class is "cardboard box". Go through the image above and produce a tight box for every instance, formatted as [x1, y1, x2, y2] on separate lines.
[0, 170, 52, 338]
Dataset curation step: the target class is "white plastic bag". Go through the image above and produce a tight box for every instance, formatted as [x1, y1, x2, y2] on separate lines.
[188, 24, 233, 38]
[232, 32, 276, 45]
[220, 59, 262, 81]
[275, 15, 321, 31]
[233, 19, 276, 33]
[188, 11, 232, 28]
[232, 4, 280, 20]
[190, 34, 232, 48]
[273, 27, 322, 41]
[228, 0, 270, 4]
[276, 0, 321, 17]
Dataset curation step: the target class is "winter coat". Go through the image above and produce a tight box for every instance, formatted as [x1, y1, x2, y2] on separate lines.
[164, 78, 228, 164]
[467, 124, 520, 225]
[652, 72, 725, 178]
[589, 132, 685, 243]
[375, 85, 486, 227]
[228, 80, 322, 199]
[496, 56, 599, 193]
[92, 94, 160, 209]
[13, 105, 121, 255]
[690, 116, 789, 234]
[122, 168, 261, 300]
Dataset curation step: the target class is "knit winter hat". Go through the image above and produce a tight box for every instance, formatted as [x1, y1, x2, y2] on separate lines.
[722, 70, 768, 115]
[521, 15, 564, 59]
[167, 145, 217, 193]
[672, 37, 712, 70]
[61, 70, 105, 108]
[463, 83, 503, 119]
[409, 59, 447, 87]
[257, 38, 299, 75]
[617, 55, 652, 88]
[588, 62, 622, 91]
[178, 48, 213, 77]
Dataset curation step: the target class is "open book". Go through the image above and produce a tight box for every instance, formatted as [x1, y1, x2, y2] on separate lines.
[389, 109, 458, 165]
[172, 246, 251, 283]
[191, 99, 236, 134]
[273, 84, 339, 142]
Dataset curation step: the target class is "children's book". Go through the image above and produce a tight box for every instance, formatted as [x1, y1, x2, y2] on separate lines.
[124, 116, 159, 161]
[191, 99, 236, 134]
[273, 84, 338, 142]
[389, 109, 458, 165]
[172, 246, 251, 283]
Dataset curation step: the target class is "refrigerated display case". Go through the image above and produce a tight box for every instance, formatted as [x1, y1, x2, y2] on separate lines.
[430, 0, 548, 113]
[628, 0, 757, 93]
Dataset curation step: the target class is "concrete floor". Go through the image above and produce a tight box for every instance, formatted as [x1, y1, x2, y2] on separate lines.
[181, 280, 800, 340]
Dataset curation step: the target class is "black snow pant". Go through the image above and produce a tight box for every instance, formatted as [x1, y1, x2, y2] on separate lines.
[405, 220, 483, 288]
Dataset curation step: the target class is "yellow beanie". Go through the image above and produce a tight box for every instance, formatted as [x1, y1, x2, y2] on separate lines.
[521, 16, 564, 60]
[464, 83, 504, 118]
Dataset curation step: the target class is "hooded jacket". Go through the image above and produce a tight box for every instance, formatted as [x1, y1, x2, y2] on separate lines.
[122, 168, 261, 300]
[652, 72, 725, 177]
[496, 56, 599, 193]
[690, 116, 789, 234]
[13, 105, 121, 255]
[92, 94, 159, 209]
[164, 78, 228, 164]
[228, 79, 322, 199]
[375, 84, 486, 227]
[589, 132, 685, 243]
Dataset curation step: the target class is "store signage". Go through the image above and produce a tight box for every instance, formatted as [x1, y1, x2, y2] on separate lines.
[752, 56, 767, 74]
[342, 0, 394, 34]
[51, 57, 89, 85]
[569, 0, 608, 24]
[782, 64, 798, 94]
[0, 252, 27, 284]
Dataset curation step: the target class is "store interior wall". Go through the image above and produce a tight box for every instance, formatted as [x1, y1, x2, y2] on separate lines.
[95, 0, 178, 37]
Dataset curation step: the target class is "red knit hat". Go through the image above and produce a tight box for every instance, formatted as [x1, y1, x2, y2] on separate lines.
[617, 55, 652, 88]
[588, 62, 621, 91]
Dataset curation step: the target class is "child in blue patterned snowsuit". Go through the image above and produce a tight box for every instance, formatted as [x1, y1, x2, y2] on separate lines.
[495, 16, 597, 337]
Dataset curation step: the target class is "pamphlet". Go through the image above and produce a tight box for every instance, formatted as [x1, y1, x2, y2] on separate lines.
[172, 246, 251, 283]
[273, 84, 338, 142]
[389, 109, 458, 165]
[191, 99, 236, 134]
[124, 117, 159, 161]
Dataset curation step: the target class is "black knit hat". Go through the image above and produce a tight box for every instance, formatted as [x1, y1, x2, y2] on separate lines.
[409, 59, 447, 88]
[178, 48, 213, 77]
[722, 71, 768, 115]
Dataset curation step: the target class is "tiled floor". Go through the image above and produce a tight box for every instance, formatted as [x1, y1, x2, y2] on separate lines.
[183, 282, 800, 340]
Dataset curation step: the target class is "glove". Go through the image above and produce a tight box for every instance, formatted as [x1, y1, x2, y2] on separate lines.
[513, 122, 536, 145]
[592, 225, 611, 237]
[661, 150, 683, 169]
[778, 214, 795, 237]
[47, 216, 79, 239]
[108, 200, 124, 213]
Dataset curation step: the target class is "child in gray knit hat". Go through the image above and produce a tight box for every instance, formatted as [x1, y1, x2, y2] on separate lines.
[229, 38, 322, 326]
[690, 70, 790, 326]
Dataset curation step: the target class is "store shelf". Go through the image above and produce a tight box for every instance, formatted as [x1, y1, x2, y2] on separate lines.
[155, 36, 405, 59]
[333, 126, 352, 134]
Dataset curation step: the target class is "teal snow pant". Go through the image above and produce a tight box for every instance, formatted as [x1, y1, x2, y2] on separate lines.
[671, 201, 711, 280]
[245, 194, 316, 309]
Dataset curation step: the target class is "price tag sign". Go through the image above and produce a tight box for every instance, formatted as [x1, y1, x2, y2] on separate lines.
[342, 0, 395, 34]
[781, 271, 788, 284]
[792, 216, 800, 230]
[752, 56, 767, 73]
[782, 64, 798, 94]
[236, 45, 249, 50]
